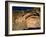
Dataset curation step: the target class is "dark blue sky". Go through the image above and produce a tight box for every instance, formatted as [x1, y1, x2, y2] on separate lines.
[12, 6, 33, 10]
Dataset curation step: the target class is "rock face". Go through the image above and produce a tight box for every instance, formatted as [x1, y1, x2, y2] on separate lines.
[12, 12, 40, 30]
[26, 16, 40, 28]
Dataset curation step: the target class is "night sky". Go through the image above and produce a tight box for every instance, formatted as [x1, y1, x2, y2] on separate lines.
[12, 6, 33, 10]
